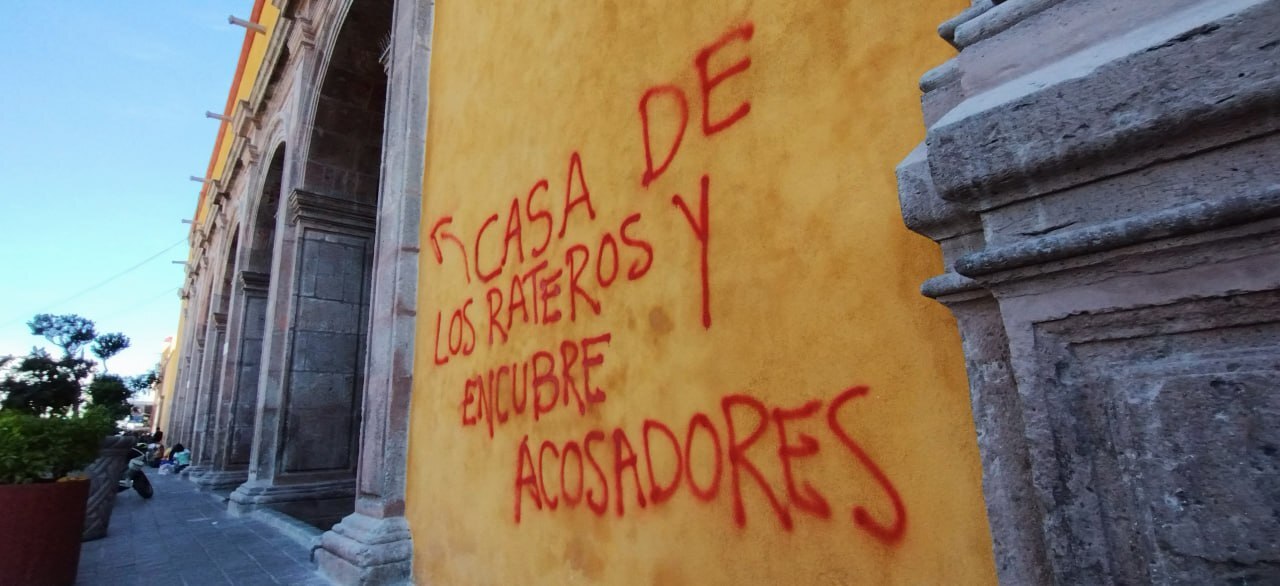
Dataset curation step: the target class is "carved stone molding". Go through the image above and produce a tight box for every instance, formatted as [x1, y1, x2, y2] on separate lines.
[287, 188, 377, 233]
[238, 270, 271, 294]
[210, 190, 230, 211]
[928, 1, 1280, 210]
[240, 142, 261, 170]
[233, 99, 259, 139]
[288, 16, 318, 53]
[272, 0, 298, 16]
[898, 0, 1280, 583]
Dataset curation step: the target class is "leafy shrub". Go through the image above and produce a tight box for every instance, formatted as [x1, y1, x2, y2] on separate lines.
[0, 408, 115, 484]
[0, 314, 141, 484]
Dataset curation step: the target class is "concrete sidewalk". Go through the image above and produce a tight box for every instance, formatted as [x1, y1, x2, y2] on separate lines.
[76, 472, 330, 586]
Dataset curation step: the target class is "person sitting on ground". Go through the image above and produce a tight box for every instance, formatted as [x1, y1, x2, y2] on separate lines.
[171, 443, 191, 472]
[146, 440, 165, 467]
[145, 432, 165, 467]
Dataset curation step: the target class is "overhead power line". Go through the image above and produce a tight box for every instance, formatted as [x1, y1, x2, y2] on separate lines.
[0, 238, 188, 329]
[100, 287, 183, 324]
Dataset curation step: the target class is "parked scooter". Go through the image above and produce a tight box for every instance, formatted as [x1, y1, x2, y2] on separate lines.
[116, 443, 154, 499]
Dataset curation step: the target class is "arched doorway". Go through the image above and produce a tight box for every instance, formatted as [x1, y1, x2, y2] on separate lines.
[187, 232, 238, 479]
[230, 0, 393, 532]
[194, 145, 286, 490]
[174, 273, 215, 449]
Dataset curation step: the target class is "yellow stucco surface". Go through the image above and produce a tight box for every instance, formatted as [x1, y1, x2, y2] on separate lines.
[156, 303, 185, 434]
[409, 1, 994, 584]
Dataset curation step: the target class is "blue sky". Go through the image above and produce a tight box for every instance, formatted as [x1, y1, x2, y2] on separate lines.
[0, 3, 250, 375]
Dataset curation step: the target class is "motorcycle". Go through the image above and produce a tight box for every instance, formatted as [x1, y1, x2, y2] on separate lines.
[116, 443, 154, 499]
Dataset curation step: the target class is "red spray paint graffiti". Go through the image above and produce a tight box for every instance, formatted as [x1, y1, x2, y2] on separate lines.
[428, 20, 756, 347]
[637, 21, 754, 329]
[428, 149, 657, 366]
[425, 20, 912, 548]
[512, 385, 908, 546]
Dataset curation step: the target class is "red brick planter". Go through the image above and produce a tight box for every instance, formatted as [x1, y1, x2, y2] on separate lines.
[0, 479, 89, 586]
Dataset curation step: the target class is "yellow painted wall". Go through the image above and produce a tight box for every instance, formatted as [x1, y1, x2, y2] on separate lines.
[409, 1, 994, 584]
[156, 303, 185, 435]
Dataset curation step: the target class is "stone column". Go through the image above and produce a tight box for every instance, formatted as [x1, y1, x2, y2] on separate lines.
[175, 332, 205, 450]
[230, 189, 375, 528]
[174, 268, 210, 450]
[316, 0, 430, 582]
[897, 145, 1053, 584]
[898, 1, 1280, 583]
[187, 312, 227, 479]
[175, 248, 213, 450]
[194, 271, 271, 491]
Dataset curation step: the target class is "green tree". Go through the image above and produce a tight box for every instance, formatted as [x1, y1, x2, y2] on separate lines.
[127, 369, 158, 394]
[0, 349, 94, 416]
[86, 375, 133, 422]
[91, 332, 130, 372]
[27, 314, 97, 357]
[2, 314, 144, 424]
[0, 314, 141, 483]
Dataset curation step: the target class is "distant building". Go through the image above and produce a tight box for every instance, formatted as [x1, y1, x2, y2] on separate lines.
[123, 394, 153, 432]
[163, 1, 1280, 584]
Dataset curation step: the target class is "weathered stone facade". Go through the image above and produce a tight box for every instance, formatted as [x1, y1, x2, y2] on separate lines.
[162, 0, 1278, 583]
[898, 0, 1280, 583]
[166, 0, 420, 583]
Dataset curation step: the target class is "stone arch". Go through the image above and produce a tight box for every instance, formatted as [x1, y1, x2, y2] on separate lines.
[196, 145, 289, 491]
[187, 231, 239, 477]
[174, 267, 217, 449]
[315, 0, 430, 581]
[296, 0, 392, 202]
[231, 0, 393, 533]
[233, 143, 287, 467]
[248, 144, 287, 274]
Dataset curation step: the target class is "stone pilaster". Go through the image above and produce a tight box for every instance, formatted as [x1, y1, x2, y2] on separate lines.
[175, 330, 206, 449]
[186, 311, 227, 480]
[899, 1, 1280, 583]
[230, 189, 376, 529]
[316, 1, 430, 583]
[194, 272, 272, 492]
[897, 145, 1053, 584]
[173, 269, 212, 448]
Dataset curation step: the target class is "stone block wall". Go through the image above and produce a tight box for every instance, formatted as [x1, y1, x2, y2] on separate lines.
[283, 229, 371, 475]
[898, 0, 1280, 583]
[230, 275, 269, 466]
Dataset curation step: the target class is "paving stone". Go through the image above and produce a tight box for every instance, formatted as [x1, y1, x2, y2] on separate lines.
[222, 568, 278, 586]
[180, 573, 231, 586]
[77, 474, 327, 586]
